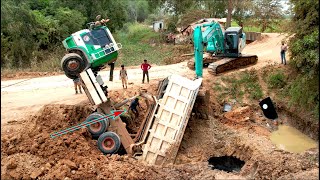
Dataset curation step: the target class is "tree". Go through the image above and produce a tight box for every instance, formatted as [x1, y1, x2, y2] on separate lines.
[126, 0, 150, 23]
[287, 0, 319, 117]
[233, 0, 254, 27]
[202, 0, 227, 18]
[54, 7, 87, 41]
[226, 0, 233, 28]
[178, 9, 211, 28]
[289, 0, 319, 76]
[136, 0, 149, 22]
[253, 0, 283, 32]
[162, 0, 196, 15]
[1, 1, 39, 68]
[146, 0, 166, 13]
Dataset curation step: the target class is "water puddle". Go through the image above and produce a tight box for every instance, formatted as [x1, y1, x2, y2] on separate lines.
[270, 125, 317, 153]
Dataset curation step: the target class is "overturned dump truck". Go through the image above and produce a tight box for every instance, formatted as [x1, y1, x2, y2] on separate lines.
[80, 69, 202, 165]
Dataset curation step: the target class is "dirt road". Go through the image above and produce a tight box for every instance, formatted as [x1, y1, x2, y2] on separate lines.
[1, 33, 287, 124]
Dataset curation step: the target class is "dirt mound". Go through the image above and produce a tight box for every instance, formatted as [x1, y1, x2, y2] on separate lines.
[1, 104, 169, 179]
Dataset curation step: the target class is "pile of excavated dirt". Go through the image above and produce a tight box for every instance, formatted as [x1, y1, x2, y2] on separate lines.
[1, 104, 191, 179]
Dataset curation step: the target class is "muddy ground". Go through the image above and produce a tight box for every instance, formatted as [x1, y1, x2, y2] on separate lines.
[1, 81, 319, 179]
[1, 33, 319, 179]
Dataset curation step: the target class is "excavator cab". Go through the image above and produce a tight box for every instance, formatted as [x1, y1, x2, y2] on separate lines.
[224, 27, 245, 57]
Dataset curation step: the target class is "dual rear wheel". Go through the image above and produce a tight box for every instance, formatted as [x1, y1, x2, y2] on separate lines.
[85, 112, 121, 154]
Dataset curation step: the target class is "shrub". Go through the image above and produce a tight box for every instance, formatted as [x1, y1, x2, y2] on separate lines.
[267, 71, 286, 89]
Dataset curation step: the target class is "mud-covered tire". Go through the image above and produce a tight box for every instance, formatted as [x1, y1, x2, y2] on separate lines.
[97, 132, 121, 154]
[61, 53, 87, 77]
[85, 112, 109, 139]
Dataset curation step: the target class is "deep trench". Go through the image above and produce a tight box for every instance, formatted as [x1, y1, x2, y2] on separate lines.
[208, 156, 245, 173]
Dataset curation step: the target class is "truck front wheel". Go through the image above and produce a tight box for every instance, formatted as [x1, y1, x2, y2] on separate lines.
[61, 53, 87, 78]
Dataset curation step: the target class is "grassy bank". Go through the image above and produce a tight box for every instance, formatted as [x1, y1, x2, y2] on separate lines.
[213, 70, 264, 105]
[212, 66, 318, 121]
[114, 23, 192, 67]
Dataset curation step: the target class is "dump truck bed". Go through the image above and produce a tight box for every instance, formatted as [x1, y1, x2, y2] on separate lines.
[141, 74, 202, 165]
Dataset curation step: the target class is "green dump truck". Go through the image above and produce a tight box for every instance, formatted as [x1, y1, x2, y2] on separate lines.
[61, 19, 122, 79]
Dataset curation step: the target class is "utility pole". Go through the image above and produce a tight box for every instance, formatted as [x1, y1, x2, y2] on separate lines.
[226, 0, 233, 28]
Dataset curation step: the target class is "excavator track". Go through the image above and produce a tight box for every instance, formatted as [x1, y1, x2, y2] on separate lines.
[187, 54, 223, 70]
[208, 55, 258, 75]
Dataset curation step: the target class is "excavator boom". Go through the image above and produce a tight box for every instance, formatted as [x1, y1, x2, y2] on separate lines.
[190, 21, 258, 77]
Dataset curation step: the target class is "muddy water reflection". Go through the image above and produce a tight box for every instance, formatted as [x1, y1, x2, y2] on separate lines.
[270, 125, 317, 153]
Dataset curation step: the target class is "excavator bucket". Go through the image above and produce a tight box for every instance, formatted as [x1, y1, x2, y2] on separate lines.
[141, 75, 202, 165]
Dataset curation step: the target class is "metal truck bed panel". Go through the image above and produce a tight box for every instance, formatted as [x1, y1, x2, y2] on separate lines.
[80, 69, 107, 105]
[141, 75, 202, 165]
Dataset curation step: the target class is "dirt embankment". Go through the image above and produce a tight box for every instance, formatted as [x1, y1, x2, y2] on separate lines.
[175, 85, 319, 179]
[1, 104, 184, 180]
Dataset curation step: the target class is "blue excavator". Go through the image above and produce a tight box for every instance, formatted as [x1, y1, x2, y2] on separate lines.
[189, 21, 258, 78]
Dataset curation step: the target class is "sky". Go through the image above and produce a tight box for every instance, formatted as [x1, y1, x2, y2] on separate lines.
[280, 0, 290, 11]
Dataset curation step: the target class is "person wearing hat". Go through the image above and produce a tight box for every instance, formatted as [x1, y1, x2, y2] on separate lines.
[129, 97, 140, 117]
[119, 64, 128, 89]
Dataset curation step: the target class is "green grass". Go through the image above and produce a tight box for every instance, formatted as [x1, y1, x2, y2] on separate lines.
[285, 75, 319, 119]
[267, 70, 286, 89]
[213, 70, 264, 103]
[113, 22, 191, 67]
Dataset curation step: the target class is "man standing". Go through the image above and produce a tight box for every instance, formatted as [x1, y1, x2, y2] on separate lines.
[141, 59, 151, 83]
[73, 77, 82, 94]
[280, 41, 288, 65]
[119, 64, 128, 89]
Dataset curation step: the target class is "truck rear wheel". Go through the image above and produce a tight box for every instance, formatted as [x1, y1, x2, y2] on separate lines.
[85, 112, 109, 139]
[97, 132, 121, 154]
[61, 53, 87, 78]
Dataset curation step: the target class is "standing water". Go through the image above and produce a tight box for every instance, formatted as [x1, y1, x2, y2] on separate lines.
[270, 125, 317, 153]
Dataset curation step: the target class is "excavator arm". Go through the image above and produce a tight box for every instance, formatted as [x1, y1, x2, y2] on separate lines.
[192, 21, 257, 77]
[193, 22, 225, 78]
[193, 26, 204, 78]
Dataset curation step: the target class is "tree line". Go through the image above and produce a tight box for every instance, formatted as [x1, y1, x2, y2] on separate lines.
[0, 0, 307, 71]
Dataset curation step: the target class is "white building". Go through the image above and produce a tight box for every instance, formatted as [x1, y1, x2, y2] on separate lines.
[153, 20, 164, 32]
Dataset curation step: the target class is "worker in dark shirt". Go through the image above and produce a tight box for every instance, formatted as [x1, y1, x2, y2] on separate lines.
[73, 77, 82, 94]
[129, 98, 140, 117]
